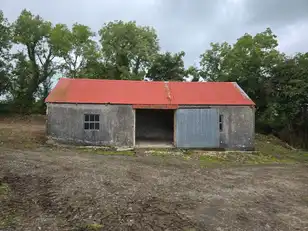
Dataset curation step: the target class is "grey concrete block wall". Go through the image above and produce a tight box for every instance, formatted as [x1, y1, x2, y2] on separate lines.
[46, 103, 254, 150]
[216, 106, 255, 150]
[46, 103, 135, 147]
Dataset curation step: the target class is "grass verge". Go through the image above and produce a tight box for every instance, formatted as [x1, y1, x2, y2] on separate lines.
[78, 148, 135, 156]
[255, 134, 308, 162]
[196, 134, 308, 167]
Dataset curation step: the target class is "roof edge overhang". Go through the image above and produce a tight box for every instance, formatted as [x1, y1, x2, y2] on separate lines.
[232, 82, 255, 105]
[46, 102, 255, 107]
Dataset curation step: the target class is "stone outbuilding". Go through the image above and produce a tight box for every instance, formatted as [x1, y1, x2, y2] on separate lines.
[45, 78, 255, 150]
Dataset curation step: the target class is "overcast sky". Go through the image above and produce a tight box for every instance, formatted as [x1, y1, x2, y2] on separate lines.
[1, 0, 308, 66]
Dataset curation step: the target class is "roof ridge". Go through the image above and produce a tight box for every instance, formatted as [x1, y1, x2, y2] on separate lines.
[164, 82, 172, 103]
[60, 78, 236, 84]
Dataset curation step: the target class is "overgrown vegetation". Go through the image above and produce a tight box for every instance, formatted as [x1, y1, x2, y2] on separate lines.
[196, 134, 308, 167]
[0, 9, 308, 148]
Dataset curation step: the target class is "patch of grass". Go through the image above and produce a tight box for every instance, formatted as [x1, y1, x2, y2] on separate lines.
[0, 214, 20, 229]
[183, 155, 192, 161]
[76, 223, 104, 231]
[197, 149, 298, 167]
[145, 149, 183, 157]
[243, 152, 294, 164]
[98, 150, 135, 156]
[85, 223, 104, 231]
[302, 196, 308, 205]
[183, 228, 196, 231]
[148, 151, 168, 157]
[148, 151, 171, 157]
[255, 134, 308, 163]
[199, 155, 226, 167]
[75, 133, 308, 164]
[0, 183, 10, 197]
[0, 128, 46, 149]
[140, 134, 308, 167]
[80, 148, 135, 156]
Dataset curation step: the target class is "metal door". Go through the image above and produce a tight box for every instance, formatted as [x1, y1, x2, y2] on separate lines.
[175, 108, 219, 148]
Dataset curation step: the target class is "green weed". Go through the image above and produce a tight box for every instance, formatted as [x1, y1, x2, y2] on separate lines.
[80, 148, 135, 156]
[0, 183, 9, 196]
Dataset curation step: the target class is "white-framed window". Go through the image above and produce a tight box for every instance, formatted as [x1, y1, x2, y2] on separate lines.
[219, 114, 223, 132]
[84, 114, 100, 130]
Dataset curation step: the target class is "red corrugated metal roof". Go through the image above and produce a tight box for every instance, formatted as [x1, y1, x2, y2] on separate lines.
[45, 78, 255, 106]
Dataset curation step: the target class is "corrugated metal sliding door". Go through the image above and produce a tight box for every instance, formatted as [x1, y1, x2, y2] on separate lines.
[176, 108, 219, 148]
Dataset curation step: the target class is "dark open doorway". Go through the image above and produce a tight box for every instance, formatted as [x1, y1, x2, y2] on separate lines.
[135, 109, 174, 147]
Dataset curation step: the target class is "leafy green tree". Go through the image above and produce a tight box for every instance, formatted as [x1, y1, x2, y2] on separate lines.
[75, 60, 107, 79]
[199, 27, 308, 147]
[265, 53, 308, 147]
[0, 11, 12, 96]
[199, 28, 282, 114]
[199, 42, 231, 81]
[99, 20, 159, 80]
[11, 9, 58, 112]
[228, 28, 283, 118]
[146, 51, 186, 81]
[9, 52, 33, 111]
[51, 23, 100, 78]
[185, 65, 200, 82]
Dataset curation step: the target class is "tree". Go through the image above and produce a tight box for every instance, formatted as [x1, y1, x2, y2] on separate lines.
[199, 28, 282, 112]
[228, 28, 283, 118]
[75, 59, 107, 79]
[11, 9, 58, 112]
[51, 23, 101, 78]
[199, 42, 231, 81]
[199, 27, 308, 147]
[9, 52, 34, 112]
[185, 66, 200, 82]
[0, 11, 11, 96]
[146, 51, 186, 81]
[99, 20, 159, 80]
[264, 53, 308, 147]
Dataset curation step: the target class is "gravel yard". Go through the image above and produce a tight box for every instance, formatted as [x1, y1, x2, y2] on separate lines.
[1, 116, 308, 231]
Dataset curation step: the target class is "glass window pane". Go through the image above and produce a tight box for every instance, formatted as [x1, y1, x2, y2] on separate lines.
[84, 123, 89, 130]
[95, 114, 99, 122]
[85, 114, 89, 121]
[95, 123, 99, 130]
[90, 123, 94, 129]
[90, 114, 95, 121]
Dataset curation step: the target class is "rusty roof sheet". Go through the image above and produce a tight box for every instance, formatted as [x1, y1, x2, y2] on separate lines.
[45, 78, 255, 106]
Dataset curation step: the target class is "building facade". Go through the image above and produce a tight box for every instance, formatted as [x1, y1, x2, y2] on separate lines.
[46, 78, 255, 150]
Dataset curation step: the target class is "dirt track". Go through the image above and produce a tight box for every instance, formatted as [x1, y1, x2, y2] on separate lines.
[1, 147, 308, 231]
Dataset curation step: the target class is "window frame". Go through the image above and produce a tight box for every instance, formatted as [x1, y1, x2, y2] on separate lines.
[84, 114, 100, 131]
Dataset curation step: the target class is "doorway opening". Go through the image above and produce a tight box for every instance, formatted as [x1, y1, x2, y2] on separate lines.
[135, 109, 174, 148]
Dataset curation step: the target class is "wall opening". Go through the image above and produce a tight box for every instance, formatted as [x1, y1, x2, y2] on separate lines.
[219, 114, 223, 132]
[135, 109, 174, 147]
